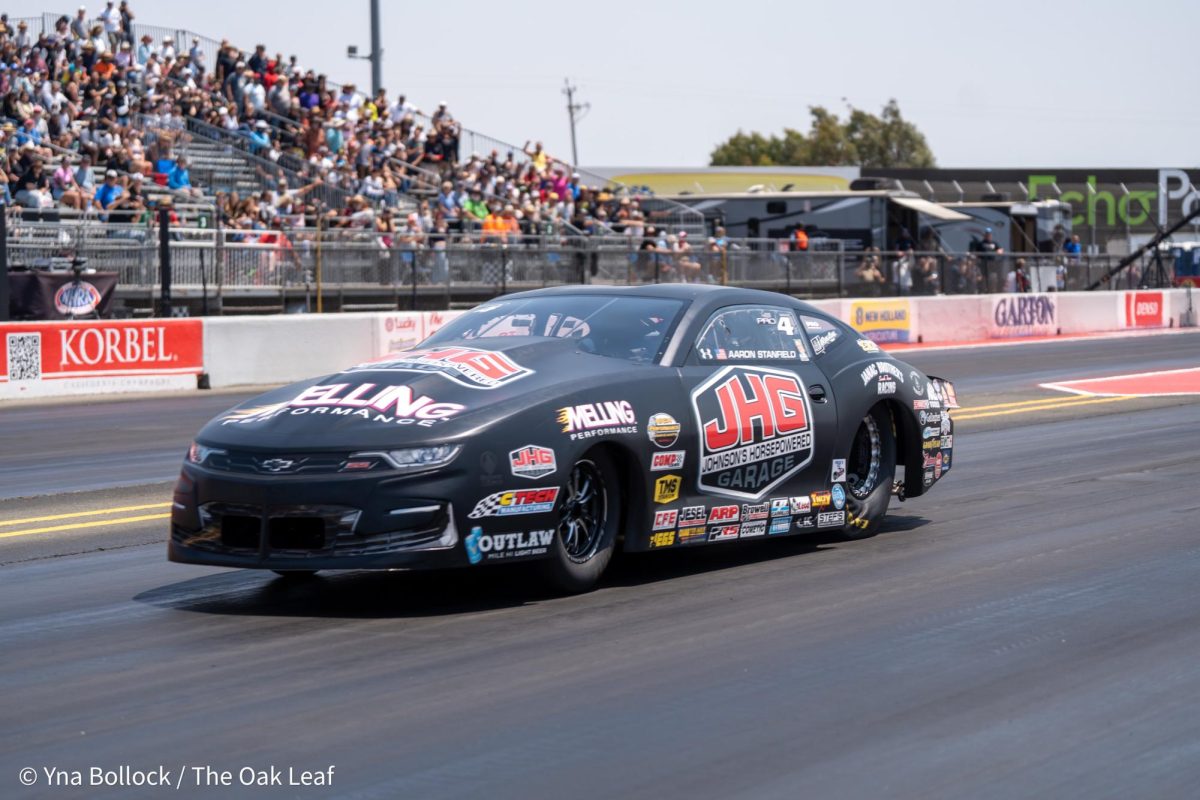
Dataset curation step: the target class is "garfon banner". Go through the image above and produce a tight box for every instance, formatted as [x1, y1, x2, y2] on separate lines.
[848, 299, 912, 343]
[989, 295, 1058, 338]
[0, 319, 204, 398]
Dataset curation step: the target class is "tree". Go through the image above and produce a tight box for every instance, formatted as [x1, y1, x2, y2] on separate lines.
[709, 100, 936, 169]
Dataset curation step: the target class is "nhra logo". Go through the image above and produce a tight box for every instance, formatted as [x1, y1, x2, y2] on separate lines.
[468, 488, 560, 518]
[692, 367, 814, 500]
[352, 346, 531, 389]
[509, 445, 556, 479]
[54, 281, 103, 316]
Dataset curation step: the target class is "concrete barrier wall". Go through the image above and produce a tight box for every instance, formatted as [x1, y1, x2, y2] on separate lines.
[5, 289, 1195, 397]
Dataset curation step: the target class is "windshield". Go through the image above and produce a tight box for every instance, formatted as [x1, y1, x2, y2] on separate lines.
[424, 295, 686, 364]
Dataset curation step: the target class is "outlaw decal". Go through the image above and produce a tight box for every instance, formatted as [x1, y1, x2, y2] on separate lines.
[692, 366, 815, 500]
[465, 527, 553, 563]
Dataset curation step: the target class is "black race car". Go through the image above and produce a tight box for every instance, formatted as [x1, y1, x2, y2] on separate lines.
[170, 285, 957, 592]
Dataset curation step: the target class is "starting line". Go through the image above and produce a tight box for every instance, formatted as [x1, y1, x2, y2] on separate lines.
[1041, 366, 1200, 398]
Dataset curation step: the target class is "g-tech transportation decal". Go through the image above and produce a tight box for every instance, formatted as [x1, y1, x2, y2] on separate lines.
[468, 488, 560, 518]
[692, 366, 815, 500]
[353, 346, 532, 389]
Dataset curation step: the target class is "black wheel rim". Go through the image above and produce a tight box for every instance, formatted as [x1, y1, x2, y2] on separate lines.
[558, 459, 607, 563]
[847, 413, 882, 501]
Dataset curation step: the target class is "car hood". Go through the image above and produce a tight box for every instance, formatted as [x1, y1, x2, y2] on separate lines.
[196, 338, 654, 451]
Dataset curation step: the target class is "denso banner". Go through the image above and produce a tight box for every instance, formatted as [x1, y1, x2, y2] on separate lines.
[0, 319, 204, 398]
[1124, 292, 1164, 328]
[376, 310, 464, 356]
[989, 295, 1058, 338]
[849, 298, 913, 343]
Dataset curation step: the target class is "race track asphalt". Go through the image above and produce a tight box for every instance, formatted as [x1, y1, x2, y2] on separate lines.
[2, 330, 1199, 799]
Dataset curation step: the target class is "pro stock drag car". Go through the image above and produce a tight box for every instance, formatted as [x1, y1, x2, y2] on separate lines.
[170, 285, 958, 592]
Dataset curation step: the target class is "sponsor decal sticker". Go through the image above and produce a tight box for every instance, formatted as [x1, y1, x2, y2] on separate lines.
[770, 498, 790, 517]
[677, 525, 707, 544]
[654, 474, 682, 504]
[768, 518, 792, 535]
[678, 505, 707, 525]
[739, 520, 767, 538]
[831, 484, 846, 510]
[222, 383, 466, 427]
[934, 452, 943, 480]
[650, 450, 686, 471]
[558, 400, 638, 440]
[922, 426, 940, 439]
[468, 488, 560, 518]
[652, 509, 679, 531]
[942, 435, 953, 449]
[708, 524, 740, 542]
[508, 445, 557, 479]
[923, 469, 935, 486]
[831, 458, 847, 483]
[909, 371, 924, 395]
[811, 491, 832, 508]
[465, 526, 554, 563]
[795, 515, 816, 529]
[353, 346, 531, 389]
[789, 496, 812, 514]
[810, 330, 839, 354]
[647, 412, 682, 448]
[856, 339, 881, 353]
[741, 502, 770, 521]
[649, 530, 676, 548]
[817, 510, 845, 528]
[912, 399, 929, 410]
[692, 366, 815, 500]
[707, 504, 740, 524]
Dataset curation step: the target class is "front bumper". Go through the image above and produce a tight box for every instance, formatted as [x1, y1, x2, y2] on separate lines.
[168, 462, 472, 570]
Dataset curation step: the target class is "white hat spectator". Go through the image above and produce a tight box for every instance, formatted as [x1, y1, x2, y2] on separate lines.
[105, 169, 118, 178]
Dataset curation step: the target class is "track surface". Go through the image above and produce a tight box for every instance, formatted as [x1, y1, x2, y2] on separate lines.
[2, 331, 1200, 798]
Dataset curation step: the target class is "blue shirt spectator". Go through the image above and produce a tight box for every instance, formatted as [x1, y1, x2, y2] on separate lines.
[94, 171, 123, 211]
[167, 159, 192, 190]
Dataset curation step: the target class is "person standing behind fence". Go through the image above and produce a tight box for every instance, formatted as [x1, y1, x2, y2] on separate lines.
[970, 228, 1003, 292]
[1004, 257, 1030, 293]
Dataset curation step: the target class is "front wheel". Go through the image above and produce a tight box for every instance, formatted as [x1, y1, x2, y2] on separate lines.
[841, 405, 896, 539]
[537, 451, 620, 593]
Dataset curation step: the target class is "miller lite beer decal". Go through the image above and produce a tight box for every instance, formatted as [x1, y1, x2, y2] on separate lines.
[691, 366, 814, 500]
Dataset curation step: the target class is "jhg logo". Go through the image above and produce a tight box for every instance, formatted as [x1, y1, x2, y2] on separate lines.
[692, 366, 814, 499]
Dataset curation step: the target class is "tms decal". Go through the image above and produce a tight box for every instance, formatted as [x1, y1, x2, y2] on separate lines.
[557, 401, 638, 440]
[508, 445, 557, 479]
[650, 451, 686, 471]
[468, 488, 560, 518]
[465, 527, 554, 563]
[646, 413, 682, 448]
[352, 346, 532, 389]
[652, 509, 679, 530]
[654, 474, 682, 504]
[692, 366, 815, 500]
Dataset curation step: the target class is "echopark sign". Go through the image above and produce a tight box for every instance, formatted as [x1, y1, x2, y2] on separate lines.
[0, 319, 204, 398]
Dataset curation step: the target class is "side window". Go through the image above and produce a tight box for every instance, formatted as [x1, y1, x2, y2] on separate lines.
[695, 306, 810, 363]
[799, 314, 842, 357]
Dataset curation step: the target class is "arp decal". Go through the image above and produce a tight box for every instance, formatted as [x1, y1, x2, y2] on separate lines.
[650, 451, 686, 472]
[508, 445, 557, 479]
[652, 509, 679, 531]
[222, 383, 465, 428]
[654, 474, 682, 504]
[692, 366, 815, 500]
[646, 413, 682, 448]
[352, 346, 531, 389]
[465, 527, 554, 563]
[468, 488, 560, 518]
[557, 401, 638, 440]
[707, 505, 740, 524]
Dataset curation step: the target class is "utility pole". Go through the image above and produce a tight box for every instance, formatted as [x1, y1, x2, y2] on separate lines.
[562, 78, 589, 166]
[347, 0, 383, 98]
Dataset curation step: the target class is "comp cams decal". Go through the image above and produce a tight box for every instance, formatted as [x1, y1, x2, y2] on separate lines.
[650, 451, 686, 471]
[351, 346, 531, 389]
[468, 488, 560, 518]
[557, 401, 637, 440]
[509, 445, 556, 479]
[221, 383, 465, 427]
[691, 366, 815, 500]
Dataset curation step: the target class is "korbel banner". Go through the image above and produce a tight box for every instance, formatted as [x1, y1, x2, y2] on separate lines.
[1, 319, 204, 398]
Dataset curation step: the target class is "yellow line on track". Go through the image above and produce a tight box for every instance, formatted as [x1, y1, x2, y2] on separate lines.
[956, 394, 1101, 413]
[0, 502, 172, 528]
[0, 512, 172, 540]
[953, 395, 1136, 420]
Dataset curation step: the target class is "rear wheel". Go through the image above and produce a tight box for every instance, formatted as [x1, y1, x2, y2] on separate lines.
[841, 405, 896, 539]
[272, 570, 319, 580]
[538, 451, 620, 593]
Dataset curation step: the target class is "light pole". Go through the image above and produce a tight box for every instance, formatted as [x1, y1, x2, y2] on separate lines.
[347, 0, 383, 98]
[562, 78, 589, 166]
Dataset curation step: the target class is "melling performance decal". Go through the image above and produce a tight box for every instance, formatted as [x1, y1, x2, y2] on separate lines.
[350, 346, 531, 389]
[692, 366, 814, 500]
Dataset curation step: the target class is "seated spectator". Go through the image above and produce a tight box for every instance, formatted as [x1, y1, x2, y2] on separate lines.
[93, 169, 123, 217]
[167, 156, 198, 195]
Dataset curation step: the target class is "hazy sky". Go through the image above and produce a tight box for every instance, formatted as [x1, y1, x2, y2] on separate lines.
[21, 0, 1200, 168]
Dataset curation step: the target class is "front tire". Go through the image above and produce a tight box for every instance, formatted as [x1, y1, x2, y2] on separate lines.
[538, 451, 620, 593]
[841, 405, 896, 539]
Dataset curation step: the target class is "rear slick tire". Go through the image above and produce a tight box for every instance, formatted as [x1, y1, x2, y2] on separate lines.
[537, 451, 620, 594]
[841, 405, 896, 540]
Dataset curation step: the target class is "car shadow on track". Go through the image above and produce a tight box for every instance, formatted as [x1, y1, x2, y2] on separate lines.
[133, 515, 930, 619]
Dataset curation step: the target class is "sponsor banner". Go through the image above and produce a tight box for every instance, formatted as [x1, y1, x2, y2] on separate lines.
[354, 345, 530, 389]
[221, 383, 465, 427]
[849, 299, 912, 343]
[509, 445, 557, 479]
[465, 527, 553, 564]
[8, 271, 118, 320]
[1125, 292, 1164, 328]
[558, 400, 638, 441]
[376, 311, 464, 356]
[468, 488, 560, 518]
[990, 295, 1057, 338]
[692, 366, 815, 500]
[0, 319, 203, 399]
[650, 451, 686, 472]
